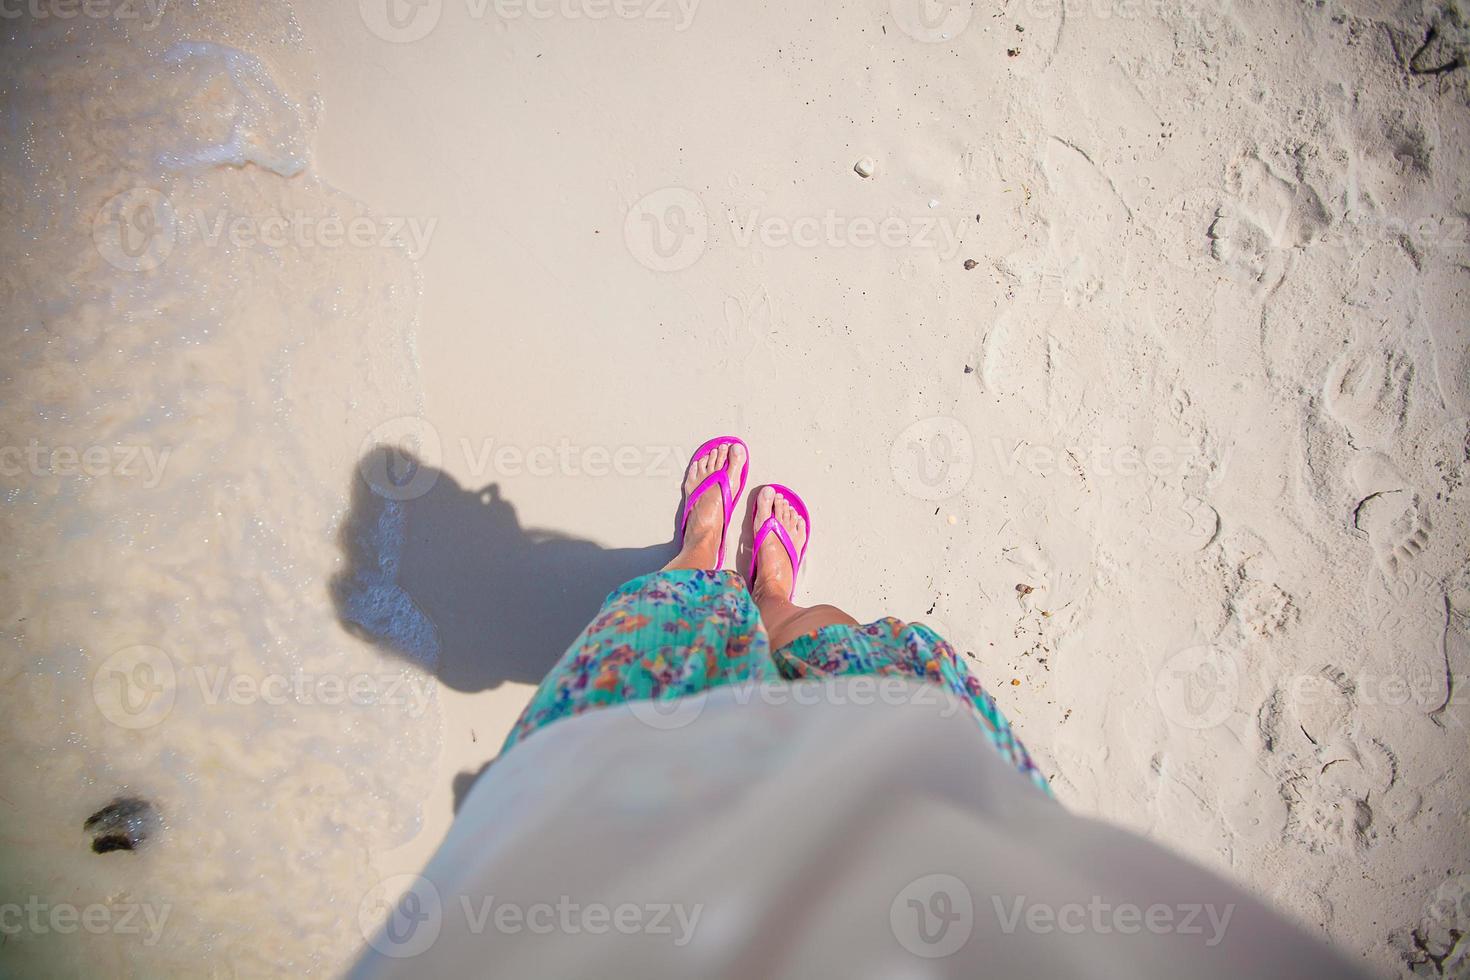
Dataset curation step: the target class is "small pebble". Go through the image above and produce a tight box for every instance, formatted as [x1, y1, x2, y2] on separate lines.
[85, 797, 160, 854]
[963, 259, 978, 270]
[928, 199, 940, 209]
[854, 157, 876, 178]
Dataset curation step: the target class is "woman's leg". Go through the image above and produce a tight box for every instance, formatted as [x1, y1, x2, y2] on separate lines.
[663, 443, 744, 572]
[748, 486, 859, 650]
[502, 442, 767, 752]
[752, 481, 1050, 793]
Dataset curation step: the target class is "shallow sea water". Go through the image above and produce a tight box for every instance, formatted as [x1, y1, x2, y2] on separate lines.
[1, 5, 441, 974]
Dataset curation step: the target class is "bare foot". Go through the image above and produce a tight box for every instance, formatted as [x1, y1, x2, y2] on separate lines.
[750, 485, 807, 600]
[668, 443, 745, 569]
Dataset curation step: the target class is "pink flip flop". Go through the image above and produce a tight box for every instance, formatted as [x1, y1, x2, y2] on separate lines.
[680, 436, 751, 569]
[748, 484, 811, 600]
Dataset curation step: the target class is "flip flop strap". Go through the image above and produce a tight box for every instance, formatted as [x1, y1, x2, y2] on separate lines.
[751, 515, 802, 598]
[681, 467, 733, 565]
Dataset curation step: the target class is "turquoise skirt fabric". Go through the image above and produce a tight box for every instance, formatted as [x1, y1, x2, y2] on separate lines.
[502, 569, 1050, 794]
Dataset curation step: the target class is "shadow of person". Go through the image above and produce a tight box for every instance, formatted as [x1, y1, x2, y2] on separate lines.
[332, 447, 677, 695]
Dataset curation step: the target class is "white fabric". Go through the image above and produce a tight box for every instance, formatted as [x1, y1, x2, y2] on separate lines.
[352, 679, 1367, 979]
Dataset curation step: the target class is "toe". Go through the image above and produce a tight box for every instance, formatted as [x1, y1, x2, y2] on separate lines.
[755, 485, 775, 521]
[775, 495, 791, 526]
[728, 443, 746, 479]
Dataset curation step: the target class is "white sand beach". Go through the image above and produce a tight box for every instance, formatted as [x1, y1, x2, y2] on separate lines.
[1, 0, 1467, 975]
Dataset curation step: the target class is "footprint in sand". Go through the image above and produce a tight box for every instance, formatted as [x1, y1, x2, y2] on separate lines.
[1359, 566, 1450, 715]
[1323, 344, 1414, 448]
[980, 301, 1052, 403]
[1281, 775, 1375, 854]
[720, 288, 773, 368]
[1355, 490, 1432, 575]
[1208, 153, 1329, 290]
[1281, 734, 1418, 856]
[1140, 482, 1219, 553]
[1234, 580, 1298, 638]
[1419, 263, 1470, 416]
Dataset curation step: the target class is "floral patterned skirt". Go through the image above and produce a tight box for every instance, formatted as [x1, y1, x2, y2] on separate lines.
[502, 569, 1050, 794]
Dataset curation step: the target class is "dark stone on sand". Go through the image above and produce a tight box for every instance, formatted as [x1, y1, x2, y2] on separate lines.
[92, 834, 135, 854]
[85, 797, 159, 853]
